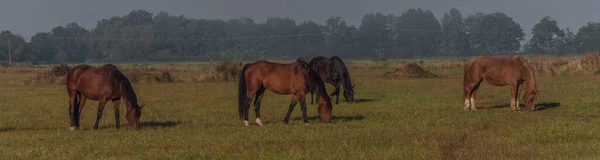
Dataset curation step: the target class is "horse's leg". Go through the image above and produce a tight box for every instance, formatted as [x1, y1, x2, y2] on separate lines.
[93, 99, 108, 130]
[112, 99, 121, 129]
[310, 83, 315, 105]
[310, 89, 315, 105]
[68, 91, 78, 130]
[331, 83, 341, 104]
[253, 86, 266, 126]
[470, 91, 477, 110]
[76, 96, 87, 128]
[243, 87, 258, 127]
[513, 83, 522, 111]
[463, 84, 472, 110]
[299, 94, 309, 125]
[283, 95, 300, 124]
[469, 79, 483, 110]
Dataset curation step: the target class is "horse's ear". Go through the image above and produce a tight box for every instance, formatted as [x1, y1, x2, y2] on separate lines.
[139, 104, 146, 109]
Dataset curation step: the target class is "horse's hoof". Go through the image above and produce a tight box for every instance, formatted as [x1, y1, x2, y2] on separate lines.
[256, 118, 263, 126]
[243, 121, 250, 127]
[70, 127, 76, 131]
[304, 123, 309, 126]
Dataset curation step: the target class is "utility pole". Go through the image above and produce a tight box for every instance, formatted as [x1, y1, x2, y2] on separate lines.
[8, 39, 11, 65]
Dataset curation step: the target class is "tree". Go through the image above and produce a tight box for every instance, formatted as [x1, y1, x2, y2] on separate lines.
[555, 27, 577, 54]
[50, 23, 89, 62]
[441, 8, 471, 56]
[323, 16, 358, 57]
[358, 13, 395, 58]
[30, 32, 56, 62]
[394, 8, 442, 57]
[525, 16, 564, 54]
[295, 21, 325, 57]
[575, 21, 600, 53]
[0, 31, 29, 62]
[465, 12, 525, 55]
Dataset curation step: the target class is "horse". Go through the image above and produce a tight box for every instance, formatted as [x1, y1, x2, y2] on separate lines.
[308, 56, 356, 104]
[238, 59, 333, 126]
[463, 55, 539, 111]
[66, 64, 145, 130]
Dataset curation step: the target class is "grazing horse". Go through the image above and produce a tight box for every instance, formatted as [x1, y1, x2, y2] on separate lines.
[66, 64, 145, 130]
[463, 55, 539, 111]
[308, 56, 356, 104]
[238, 60, 333, 126]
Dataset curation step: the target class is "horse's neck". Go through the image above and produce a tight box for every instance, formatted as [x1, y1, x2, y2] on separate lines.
[120, 79, 138, 107]
[521, 64, 537, 92]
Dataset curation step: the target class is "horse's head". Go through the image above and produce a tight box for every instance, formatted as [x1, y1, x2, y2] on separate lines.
[523, 89, 538, 111]
[318, 95, 333, 122]
[126, 104, 145, 130]
[343, 84, 356, 103]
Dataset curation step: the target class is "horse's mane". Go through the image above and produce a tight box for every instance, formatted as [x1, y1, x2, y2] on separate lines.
[296, 58, 310, 70]
[514, 56, 537, 93]
[329, 56, 353, 90]
[309, 68, 332, 103]
[114, 68, 139, 109]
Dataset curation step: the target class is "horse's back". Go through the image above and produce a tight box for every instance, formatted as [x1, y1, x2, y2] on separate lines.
[245, 60, 310, 94]
[66, 64, 123, 99]
[465, 55, 530, 85]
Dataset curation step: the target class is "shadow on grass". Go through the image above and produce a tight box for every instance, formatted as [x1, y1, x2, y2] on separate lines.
[140, 120, 181, 129]
[97, 120, 182, 129]
[534, 102, 560, 111]
[479, 102, 560, 111]
[292, 115, 365, 122]
[354, 98, 375, 103]
[0, 127, 15, 132]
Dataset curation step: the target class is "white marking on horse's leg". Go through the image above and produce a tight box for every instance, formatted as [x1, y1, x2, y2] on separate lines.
[70, 127, 75, 131]
[255, 118, 263, 126]
[243, 121, 249, 127]
[515, 96, 520, 110]
[464, 99, 470, 110]
[304, 123, 309, 126]
[510, 97, 516, 110]
[470, 97, 476, 110]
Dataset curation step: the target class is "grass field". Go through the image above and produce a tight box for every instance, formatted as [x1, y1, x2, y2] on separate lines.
[1, 61, 600, 159]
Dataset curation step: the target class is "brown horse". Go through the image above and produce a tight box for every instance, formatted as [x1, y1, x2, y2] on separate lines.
[463, 55, 539, 111]
[238, 60, 333, 126]
[66, 64, 145, 130]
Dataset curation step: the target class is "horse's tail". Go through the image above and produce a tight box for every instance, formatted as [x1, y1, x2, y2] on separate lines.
[238, 64, 250, 119]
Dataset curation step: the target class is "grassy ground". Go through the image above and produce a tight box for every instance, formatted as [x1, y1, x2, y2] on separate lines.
[1, 64, 600, 159]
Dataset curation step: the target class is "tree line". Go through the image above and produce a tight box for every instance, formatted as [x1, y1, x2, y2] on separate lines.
[1, 8, 600, 63]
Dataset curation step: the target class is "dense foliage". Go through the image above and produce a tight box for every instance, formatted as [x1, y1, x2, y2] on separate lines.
[0, 8, 597, 63]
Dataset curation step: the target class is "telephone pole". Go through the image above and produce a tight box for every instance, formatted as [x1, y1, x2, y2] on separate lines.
[8, 39, 11, 65]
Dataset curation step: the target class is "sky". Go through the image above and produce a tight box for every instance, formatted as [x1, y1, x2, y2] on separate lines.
[1, 0, 598, 41]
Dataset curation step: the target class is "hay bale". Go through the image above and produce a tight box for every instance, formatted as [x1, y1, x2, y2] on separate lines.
[383, 63, 438, 78]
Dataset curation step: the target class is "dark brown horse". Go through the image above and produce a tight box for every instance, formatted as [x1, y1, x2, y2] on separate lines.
[463, 55, 538, 111]
[66, 64, 144, 130]
[308, 56, 355, 104]
[238, 60, 333, 126]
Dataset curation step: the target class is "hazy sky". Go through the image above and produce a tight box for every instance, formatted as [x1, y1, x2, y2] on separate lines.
[1, 0, 598, 40]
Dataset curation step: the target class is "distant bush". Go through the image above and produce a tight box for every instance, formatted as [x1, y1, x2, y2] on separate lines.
[530, 52, 600, 76]
[24, 63, 71, 85]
